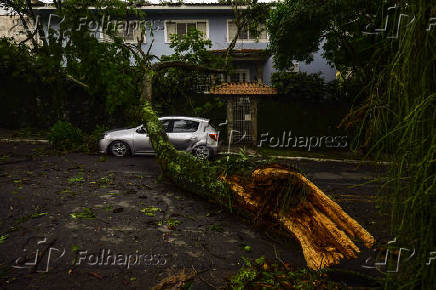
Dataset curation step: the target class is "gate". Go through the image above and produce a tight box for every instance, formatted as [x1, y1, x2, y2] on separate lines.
[232, 96, 253, 144]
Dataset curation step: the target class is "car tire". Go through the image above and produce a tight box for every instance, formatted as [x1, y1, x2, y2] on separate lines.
[192, 145, 211, 160]
[109, 141, 130, 157]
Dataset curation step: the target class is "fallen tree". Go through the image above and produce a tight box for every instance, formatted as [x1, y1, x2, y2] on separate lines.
[6, 0, 375, 270]
[141, 98, 375, 270]
[127, 1, 375, 270]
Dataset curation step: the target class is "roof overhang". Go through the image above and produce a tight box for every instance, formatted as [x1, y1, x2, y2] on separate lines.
[209, 82, 277, 96]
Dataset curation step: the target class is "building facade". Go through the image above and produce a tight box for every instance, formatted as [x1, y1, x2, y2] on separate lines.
[31, 3, 336, 84]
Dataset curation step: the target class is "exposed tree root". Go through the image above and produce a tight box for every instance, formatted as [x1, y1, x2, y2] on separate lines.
[222, 165, 375, 270]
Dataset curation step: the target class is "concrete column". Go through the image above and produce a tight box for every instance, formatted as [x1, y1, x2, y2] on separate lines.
[256, 63, 264, 83]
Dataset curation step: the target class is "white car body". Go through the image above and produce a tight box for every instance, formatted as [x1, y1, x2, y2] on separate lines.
[99, 116, 219, 159]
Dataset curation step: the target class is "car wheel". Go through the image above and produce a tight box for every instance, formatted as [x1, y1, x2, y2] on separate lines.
[192, 145, 210, 160]
[110, 141, 130, 157]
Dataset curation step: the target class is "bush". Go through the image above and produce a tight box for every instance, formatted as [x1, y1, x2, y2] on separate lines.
[48, 121, 83, 151]
[83, 125, 109, 153]
[271, 71, 338, 102]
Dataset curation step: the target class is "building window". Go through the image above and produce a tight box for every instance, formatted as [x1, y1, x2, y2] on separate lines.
[101, 20, 145, 43]
[227, 20, 268, 43]
[221, 69, 250, 83]
[165, 20, 208, 43]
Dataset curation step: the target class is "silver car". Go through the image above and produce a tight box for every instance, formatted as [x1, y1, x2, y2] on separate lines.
[99, 116, 219, 159]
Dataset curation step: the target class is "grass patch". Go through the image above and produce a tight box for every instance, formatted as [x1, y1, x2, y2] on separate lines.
[228, 257, 346, 289]
[0, 155, 10, 162]
[158, 218, 181, 230]
[208, 224, 224, 232]
[70, 208, 96, 219]
[31, 212, 48, 218]
[68, 176, 84, 183]
[140, 206, 161, 217]
[0, 234, 8, 244]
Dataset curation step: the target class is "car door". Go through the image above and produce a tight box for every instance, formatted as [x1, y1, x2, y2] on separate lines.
[167, 119, 199, 150]
[133, 120, 173, 153]
[133, 126, 152, 153]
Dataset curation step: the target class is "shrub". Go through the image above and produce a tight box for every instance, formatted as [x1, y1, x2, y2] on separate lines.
[271, 71, 338, 102]
[83, 125, 109, 153]
[48, 121, 83, 151]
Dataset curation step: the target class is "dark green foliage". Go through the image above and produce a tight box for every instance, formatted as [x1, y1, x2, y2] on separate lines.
[267, 0, 384, 109]
[0, 38, 75, 129]
[152, 69, 226, 119]
[142, 101, 234, 208]
[267, 0, 328, 69]
[268, 1, 435, 287]
[271, 71, 340, 102]
[152, 28, 227, 119]
[257, 98, 349, 141]
[48, 121, 84, 151]
[82, 125, 110, 153]
[0, 0, 144, 131]
[268, 72, 352, 144]
[267, 0, 382, 71]
[227, 256, 355, 289]
[354, 2, 435, 288]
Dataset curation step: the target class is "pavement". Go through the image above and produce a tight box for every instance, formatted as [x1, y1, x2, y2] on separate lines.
[0, 142, 390, 289]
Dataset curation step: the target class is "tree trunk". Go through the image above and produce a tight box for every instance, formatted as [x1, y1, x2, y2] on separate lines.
[140, 73, 374, 270]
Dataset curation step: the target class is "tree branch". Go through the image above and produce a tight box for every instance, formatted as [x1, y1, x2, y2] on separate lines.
[66, 74, 89, 89]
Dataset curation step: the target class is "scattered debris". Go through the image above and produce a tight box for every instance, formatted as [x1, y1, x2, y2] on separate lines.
[88, 271, 103, 280]
[0, 234, 8, 244]
[243, 245, 252, 253]
[152, 269, 195, 290]
[208, 224, 224, 232]
[141, 207, 161, 217]
[70, 208, 96, 219]
[158, 218, 181, 230]
[68, 176, 84, 183]
[31, 212, 48, 218]
[112, 207, 124, 213]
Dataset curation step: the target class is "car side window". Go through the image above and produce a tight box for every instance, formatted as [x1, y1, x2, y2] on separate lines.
[136, 126, 146, 134]
[161, 120, 172, 133]
[172, 120, 199, 133]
